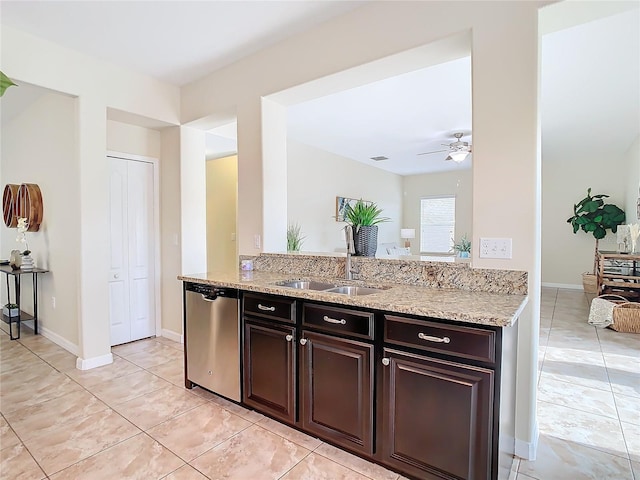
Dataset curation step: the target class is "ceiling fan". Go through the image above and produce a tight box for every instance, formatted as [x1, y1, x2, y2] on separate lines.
[417, 132, 472, 162]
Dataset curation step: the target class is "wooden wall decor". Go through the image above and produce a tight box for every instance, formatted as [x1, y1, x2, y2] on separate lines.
[2, 184, 19, 228]
[3, 183, 43, 231]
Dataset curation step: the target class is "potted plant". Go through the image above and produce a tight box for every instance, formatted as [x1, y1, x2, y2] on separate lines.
[3, 303, 19, 317]
[287, 223, 305, 252]
[567, 188, 625, 292]
[453, 234, 471, 258]
[343, 199, 389, 256]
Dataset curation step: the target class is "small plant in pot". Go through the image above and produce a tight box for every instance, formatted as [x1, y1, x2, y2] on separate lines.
[3, 303, 19, 317]
[567, 188, 625, 292]
[453, 234, 471, 258]
[343, 199, 389, 257]
[286, 223, 305, 252]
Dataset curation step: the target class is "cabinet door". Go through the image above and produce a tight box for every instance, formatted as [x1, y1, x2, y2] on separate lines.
[243, 320, 296, 424]
[381, 348, 494, 480]
[300, 330, 374, 456]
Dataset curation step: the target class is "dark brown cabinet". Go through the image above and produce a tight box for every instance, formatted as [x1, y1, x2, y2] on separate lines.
[243, 319, 297, 424]
[300, 330, 374, 456]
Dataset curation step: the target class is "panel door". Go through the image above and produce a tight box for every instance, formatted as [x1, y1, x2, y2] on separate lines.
[243, 319, 297, 424]
[300, 330, 374, 456]
[381, 348, 494, 480]
[109, 157, 155, 346]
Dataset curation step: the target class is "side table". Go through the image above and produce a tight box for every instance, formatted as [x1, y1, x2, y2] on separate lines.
[0, 265, 49, 340]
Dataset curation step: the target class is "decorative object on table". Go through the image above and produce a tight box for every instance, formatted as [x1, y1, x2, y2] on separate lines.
[2, 303, 19, 317]
[400, 228, 415, 249]
[343, 199, 389, 257]
[14, 217, 35, 270]
[453, 234, 472, 258]
[286, 223, 305, 252]
[628, 223, 639, 254]
[617, 225, 630, 253]
[9, 250, 22, 270]
[566, 188, 626, 293]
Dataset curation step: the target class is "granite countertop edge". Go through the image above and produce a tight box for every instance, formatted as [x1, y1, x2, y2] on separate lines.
[178, 271, 528, 328]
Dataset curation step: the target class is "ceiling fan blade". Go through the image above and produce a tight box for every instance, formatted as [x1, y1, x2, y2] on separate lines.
[417, 149, 449, 156]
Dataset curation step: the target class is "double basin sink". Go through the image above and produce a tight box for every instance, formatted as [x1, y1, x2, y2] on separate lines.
[276, 280, 389, 296]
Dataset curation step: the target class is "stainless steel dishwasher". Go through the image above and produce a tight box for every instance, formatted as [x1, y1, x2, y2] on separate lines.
[184, 282, 240, 401]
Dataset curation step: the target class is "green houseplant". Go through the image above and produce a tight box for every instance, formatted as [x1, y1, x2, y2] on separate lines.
[287, 223, 305, 252]
[343, 199, 389, 256]
[567, 188, 625, 291]
[0, 71, 17, 97]
[453, 234, 471, 258]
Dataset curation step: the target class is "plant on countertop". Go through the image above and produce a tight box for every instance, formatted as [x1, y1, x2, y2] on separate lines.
[567, 188, 625, 274]
[287, 223, 305, 252]
[453, 234, 471, 256]
[0, 71, 17, 97]
[342, 199, 390, 231]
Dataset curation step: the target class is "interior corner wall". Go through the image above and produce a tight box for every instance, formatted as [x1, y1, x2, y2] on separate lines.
[287, 140, 402, 253]
[0, 92, 79, 349]
[160, 126, 183, 338]
[541, 151, 627, 286]
[106, 120, 161, 159]
[402, 170, 473, 255]
[625, 135, 639, 223]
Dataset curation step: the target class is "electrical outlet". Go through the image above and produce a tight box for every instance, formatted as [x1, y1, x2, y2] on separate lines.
[479, 238, 512, 259]
[254, 234, 261, 249]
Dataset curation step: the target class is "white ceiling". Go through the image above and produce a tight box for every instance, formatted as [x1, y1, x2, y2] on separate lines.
[1, 2, 638, 177]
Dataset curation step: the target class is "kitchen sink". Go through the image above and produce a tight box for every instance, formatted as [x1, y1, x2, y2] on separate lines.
[325, 285, 388, 296]
[277, 280, 338, 290]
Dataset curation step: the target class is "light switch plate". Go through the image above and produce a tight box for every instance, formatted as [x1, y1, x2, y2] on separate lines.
[479, 238, 512, 259]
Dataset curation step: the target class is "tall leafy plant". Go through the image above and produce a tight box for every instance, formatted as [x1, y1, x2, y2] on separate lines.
[286, 223, 305, 252]
[567, 188, 625, 274]
[343, 199, 389, 231]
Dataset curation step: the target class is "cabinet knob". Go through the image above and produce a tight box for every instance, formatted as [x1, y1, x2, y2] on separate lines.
[299, 338, 307, 346]
[114, 273, 120, 279]
[285, 334, 293, 342]
[382, 358, 390, 366]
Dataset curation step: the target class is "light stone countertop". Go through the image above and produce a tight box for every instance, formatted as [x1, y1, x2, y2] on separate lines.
[178, 270, 527, 328]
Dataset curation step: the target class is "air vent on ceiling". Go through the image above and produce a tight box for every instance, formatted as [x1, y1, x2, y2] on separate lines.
[370, 156, 388, 161]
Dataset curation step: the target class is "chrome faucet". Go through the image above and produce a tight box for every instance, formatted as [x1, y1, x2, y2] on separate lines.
[345, 225, 356, 280]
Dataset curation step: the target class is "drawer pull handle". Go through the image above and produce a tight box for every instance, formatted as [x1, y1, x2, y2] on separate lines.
[418, 333, 451, 344]
[323, 315, 346, 325]
[382, 358, 390, 366]
[258, 304, 276, 312]
[300, 338, 307, 346]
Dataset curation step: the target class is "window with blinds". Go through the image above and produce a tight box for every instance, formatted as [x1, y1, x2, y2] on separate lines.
[420, 196, 455, 253]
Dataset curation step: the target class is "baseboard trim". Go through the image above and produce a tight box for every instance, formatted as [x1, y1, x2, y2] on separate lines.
[162, 329, 183, 344]
[76, 353, 113, 371]
[39, 326, 79, 356]
[541, 282, 583, 290]
[515, 422, 539, 460]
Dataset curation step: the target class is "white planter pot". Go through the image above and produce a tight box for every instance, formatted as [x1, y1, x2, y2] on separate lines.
[3, 306, 19, 317]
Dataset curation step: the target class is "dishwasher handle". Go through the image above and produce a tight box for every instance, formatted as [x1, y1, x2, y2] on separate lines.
[201, 294, 218, 302]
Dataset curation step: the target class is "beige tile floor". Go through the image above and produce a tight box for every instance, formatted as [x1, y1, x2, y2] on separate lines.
[0, 287, 637, 479]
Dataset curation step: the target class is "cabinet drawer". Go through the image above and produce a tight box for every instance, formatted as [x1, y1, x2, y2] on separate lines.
[303, 303, 374, 340]
[384, 315, 496, 364]
[243, 293, 296, 324]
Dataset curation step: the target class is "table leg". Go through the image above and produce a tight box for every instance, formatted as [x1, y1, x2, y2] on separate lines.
[33, 272, 38, 335]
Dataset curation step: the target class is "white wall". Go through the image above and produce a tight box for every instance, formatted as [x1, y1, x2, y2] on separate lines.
[2, 24, 180, 367]
[106, 120, 161, 159]
[206, 155, 238, 272]
[287, 140, 402, 253]
[625, 135, 640, 224]
[542, 151, 626, 286]
[403, 169, 473, 255]
[1, 92, 79, 350]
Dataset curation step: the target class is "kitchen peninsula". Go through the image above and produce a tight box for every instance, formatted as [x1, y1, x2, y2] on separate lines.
[179, 253, 527, 480]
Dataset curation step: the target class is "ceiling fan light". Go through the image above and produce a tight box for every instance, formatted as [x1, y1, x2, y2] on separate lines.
[449, 151, 469, 162]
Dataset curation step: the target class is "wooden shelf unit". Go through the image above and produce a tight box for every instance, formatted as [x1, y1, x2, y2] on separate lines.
[596, 251, 640, 298]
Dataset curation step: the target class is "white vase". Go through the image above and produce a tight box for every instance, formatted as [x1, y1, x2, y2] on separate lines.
[2, 306, 19, 317]
[20, 254, 34, 270]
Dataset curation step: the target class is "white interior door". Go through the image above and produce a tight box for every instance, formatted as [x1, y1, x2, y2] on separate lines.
[109, 157, 156, 346]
